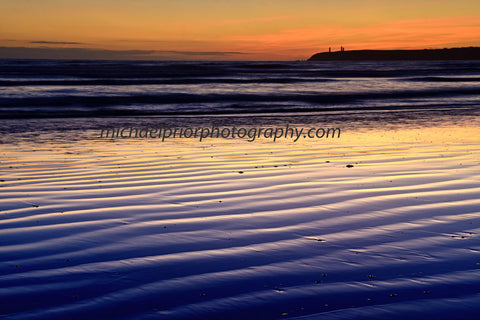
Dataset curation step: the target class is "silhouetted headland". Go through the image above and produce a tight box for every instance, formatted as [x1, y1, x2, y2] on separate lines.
[308, 47, 480, 61]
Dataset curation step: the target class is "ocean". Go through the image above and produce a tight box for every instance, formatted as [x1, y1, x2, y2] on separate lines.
[1, 59, 480, 119]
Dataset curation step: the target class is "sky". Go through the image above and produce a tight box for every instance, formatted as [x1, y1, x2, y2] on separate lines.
[1, 0, 479, 60]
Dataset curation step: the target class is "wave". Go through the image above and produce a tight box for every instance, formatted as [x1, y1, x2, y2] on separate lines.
[1, 59, 480, 119]
[405, 77, 480, 82]
[0, 78, 334, 87]
[2, 59, 480, 79]
[1, 87, 479, 106]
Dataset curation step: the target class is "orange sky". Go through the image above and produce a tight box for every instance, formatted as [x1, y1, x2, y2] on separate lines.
[1, 0, 479, 60]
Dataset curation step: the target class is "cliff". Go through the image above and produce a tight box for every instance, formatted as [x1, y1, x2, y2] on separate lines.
[308, 47, 480, 61]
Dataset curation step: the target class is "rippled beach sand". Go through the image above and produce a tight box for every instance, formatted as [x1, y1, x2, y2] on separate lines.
[1, 115, 479, 319]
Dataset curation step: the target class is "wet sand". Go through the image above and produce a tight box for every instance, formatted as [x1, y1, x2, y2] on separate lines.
[1, 116, 480, 319]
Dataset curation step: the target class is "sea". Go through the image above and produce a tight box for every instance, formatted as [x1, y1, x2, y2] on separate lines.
[1, 59, 480, 120]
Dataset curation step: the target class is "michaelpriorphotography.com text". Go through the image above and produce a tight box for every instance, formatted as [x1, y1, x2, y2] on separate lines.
[100, 125, 342, 142]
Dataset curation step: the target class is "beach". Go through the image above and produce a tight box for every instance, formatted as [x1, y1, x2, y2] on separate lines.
[1, 111, 480, 319]
[3, 0, 480, 317]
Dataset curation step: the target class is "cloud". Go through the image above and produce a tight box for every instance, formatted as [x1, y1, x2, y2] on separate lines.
[227, 14, 480, 52]
[30, 41, 84, 45]
[0, 46, 248, 60]
[156, 50, 247, 56]
[0, 47, 156, 60]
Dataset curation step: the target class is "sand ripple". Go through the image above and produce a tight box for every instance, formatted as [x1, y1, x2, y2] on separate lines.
[1, 123, 480, 319]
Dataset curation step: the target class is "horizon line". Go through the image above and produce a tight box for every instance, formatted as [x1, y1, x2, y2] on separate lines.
[1, 45, 479, 61]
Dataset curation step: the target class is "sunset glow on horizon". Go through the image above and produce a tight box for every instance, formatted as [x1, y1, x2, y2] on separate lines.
[1, 0, 480, 60]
